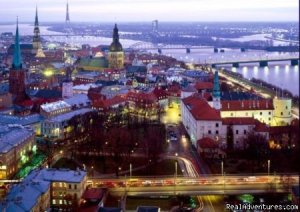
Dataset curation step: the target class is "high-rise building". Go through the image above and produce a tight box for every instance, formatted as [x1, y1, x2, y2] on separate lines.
[9, 19, 27, 104]
[108, 24, 124, 69]
[32, 6, 41, 52]
[152, 20, 158, 32]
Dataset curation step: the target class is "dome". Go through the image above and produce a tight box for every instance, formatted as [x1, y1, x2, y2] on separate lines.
[109, 41, 123, 52]
[109, 24, 123, 52]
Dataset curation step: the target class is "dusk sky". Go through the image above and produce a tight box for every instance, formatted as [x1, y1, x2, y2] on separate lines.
[0, 0, 298, 22]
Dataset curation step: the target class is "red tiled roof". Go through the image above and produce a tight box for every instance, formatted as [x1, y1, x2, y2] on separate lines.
[254, 121, 269, 132]
[197, 137, 218, 149]
[126, 91, 157, 103]
[222, 117, 256, 125]
[152, 87, 168, 99]
[182, 95, 221, 120]
[221, 100, 274, 111]
[194, 81, 213, 90]
[92, 95, 125, 109]
[82, 188, 104, 200]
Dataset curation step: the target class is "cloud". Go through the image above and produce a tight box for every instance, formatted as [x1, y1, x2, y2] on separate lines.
[0, 0, 298, 22]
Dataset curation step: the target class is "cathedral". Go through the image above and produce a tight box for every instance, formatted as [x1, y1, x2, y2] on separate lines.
[108, 24, 124, 69]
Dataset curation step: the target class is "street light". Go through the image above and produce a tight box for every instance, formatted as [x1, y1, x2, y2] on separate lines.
[267, 160, 270, 176]
[129, 163, 132, 179]
[174, 161, 177, 195]
[221, 160, 224, 176]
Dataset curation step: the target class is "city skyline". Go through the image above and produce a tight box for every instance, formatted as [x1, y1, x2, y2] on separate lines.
[0, 0, 298, 22]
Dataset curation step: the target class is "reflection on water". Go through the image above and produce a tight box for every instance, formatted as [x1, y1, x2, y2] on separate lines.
[229, 62, 299, 95]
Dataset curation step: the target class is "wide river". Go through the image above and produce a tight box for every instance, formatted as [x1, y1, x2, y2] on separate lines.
[1, 24, 299, 95]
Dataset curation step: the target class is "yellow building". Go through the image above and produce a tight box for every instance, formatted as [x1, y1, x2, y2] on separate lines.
[108, 24, 124, 69]
[220, 100, 274, 126]
[0, 125, 36, 179]
[272, 97, 292, 126]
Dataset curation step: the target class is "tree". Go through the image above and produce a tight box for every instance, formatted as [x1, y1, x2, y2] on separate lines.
[226, 124, 234, 151]
[244, 131, 269, 171]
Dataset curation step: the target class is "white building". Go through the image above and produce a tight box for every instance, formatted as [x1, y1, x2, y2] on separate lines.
[181, 95, 269, 149]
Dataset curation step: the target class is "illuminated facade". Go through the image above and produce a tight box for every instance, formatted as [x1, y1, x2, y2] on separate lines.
[108, 24, 124, 69]
[0, 125, 36, 179]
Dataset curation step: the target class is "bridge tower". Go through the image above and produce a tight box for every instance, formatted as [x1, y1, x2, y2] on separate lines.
[65, 0, 73, 34]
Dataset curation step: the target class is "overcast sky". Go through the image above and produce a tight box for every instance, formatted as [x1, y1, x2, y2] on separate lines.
[0, 0, 298, 22]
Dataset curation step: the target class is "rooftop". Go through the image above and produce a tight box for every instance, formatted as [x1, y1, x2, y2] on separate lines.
[0, 114, 43, 126]
[63, 94, 91, 107]
[47, 108, 93, 123]
[221, 99, 274, 111]
[41, 100, 71, 113]
[182, 95, 221, 121]
[0, 124, 34, 153]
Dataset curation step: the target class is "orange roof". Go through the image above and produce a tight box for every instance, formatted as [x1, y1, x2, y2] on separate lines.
[254, 121, 269, 132]
[197, 137, 218, 149]
[126, 91, 157, 103]
[82, 188, 104, 200]
[182, 95, 221, 120]
[194, 81, 213, 90]
[221, 100, 274, 111]
[92, 95, 125, 109]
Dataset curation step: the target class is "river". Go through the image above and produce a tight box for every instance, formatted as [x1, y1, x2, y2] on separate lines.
[1, 24, 299, 95]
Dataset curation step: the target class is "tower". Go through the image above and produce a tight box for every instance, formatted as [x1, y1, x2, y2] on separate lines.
[212, 70, 221, 110]
[9, 19, 27, 104]
[152, 20, 158, 33]
[32, 6, 41, 52]
[108, 24, 124, 69]
[62, 66, 73, 98]
[65, 1, 72, 34]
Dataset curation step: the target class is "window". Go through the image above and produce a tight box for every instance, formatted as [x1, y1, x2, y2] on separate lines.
[216, 130, 219, 135]
[69, 184, 71, 189]
[74, 184, 77, 190]
[244, 130, 247, 135]
[269, 112, 271, 115]
[236, 130, 239, 135]
[208, 130, 211, 134]
[281, 112, 283, 116]
[260, 112, 262, 115]
[231, 113, 233, 116]
[286, 106, 288, 109]
[215, 123, 219, 127]
[269, 118, 271, 121]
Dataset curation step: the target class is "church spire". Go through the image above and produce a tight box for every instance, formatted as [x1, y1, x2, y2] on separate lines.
[12, 17, 22, 70]
[33, 6, 41, 51]
[212, 70, 221, 110]
[35, 5, 39, 26]
[113, 23, 119, 43]
[213, 70, 221, 98]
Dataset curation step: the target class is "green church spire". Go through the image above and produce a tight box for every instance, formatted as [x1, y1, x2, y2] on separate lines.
[213, 70, 221, 98]
[12, 17, 22, 70]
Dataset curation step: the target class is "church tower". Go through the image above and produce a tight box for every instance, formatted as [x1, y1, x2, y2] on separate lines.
[9, 19, 27, 104]
[212, 70, 221, 110]
[62, 66, 73, 98]
[108, 24, 124, 69]
[33, 6, 42, 53]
